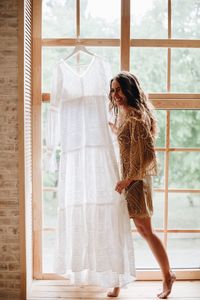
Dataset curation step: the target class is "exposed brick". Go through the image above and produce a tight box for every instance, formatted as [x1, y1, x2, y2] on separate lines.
[6, 273, 20, 280]
[7, 226, 19, 235]
[8, 263, 20, 271]
[0, 0, 21, 297]
[0, 218, 11, 226]
[0, 291, 21, 300]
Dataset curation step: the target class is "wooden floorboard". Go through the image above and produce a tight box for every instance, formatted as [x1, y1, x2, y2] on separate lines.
[28, 280, 200, 299]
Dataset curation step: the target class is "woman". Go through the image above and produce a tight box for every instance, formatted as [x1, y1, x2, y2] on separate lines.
[107, 71, 176, 299]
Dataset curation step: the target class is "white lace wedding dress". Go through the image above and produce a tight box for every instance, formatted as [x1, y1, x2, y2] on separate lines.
[45, 54, 135, 288]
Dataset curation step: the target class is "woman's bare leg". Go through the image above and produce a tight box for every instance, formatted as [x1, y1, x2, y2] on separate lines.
[107, 287, 120, 297]
[133, 216, 176, 299]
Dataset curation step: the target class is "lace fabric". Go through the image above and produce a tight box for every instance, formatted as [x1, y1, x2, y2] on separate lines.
[117, 110, 157, 182]
[117, 109, 157, 218]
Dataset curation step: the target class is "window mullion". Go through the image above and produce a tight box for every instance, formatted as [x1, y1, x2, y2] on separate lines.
[32, 0, 43, 279]
[167, 0, 172, 92]
[163, 111, 170, 247]
[121, 0, 130, 70]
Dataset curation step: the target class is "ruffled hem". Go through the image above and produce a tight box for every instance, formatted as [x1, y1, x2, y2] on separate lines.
[58, 269, 135, 288]
[53, 200, 135, 288]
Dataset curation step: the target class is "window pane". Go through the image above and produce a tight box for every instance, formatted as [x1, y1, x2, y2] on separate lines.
[131, 0, 167, 38]
[42, 0, 76, 38]
[42, 230, 56, 273]
[134, 232, 163, 269]
[167, 233, 200, 268]
[169, 152, 200, 189]
[155, 110, 166, 148]
[130, 48, 167, 93]
[43, 47, 72, 92]
[152, 192, 164, 229]
[89, 47, 120, 75]
[170, 110, 200, 148]
[42, 102, 49, 146]
[42, 47, 119, 92]
[171, 49, 200, 93]
[172, 0, 200, 39]
[43, 191, 58, 228]
[168, 193, 200, 229]
[42, 102, 59, 187]
[153, 152, 165, 188]
[43, 170, 58, 188]
[80, 0, 120, 38]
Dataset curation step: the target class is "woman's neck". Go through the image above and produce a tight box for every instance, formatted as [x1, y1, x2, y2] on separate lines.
[119, 105, 131, 115]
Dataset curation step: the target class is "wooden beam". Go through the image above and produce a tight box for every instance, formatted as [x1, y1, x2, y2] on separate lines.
[42, 38, 200, 48]
[149, 93, 200, 99]
[168, 0, 172, 39]
[32, 0, 43, 279]
[163, 111, 170, 247]
[42, 38, 120, 47]
[31, 268, 200, 284]
[168, 148, 200, 152]
[43, 92, 200, 100]
[121, 0, 130, 70]
[42, 93, 200, 108]
[136, 270, 200, 280]
[152, 99, 200, 109]
[131, 39, 200, 48]
[167, 48, 171, 92]
[154, 189, 200, 193]
[76, 0, 80, 37]
[42, 227, 200, 233]
[43, 187, 200, 193]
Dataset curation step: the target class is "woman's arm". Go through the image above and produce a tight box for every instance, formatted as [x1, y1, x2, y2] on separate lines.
[108, 122, 118, 135]
[115, 178, 134, 194]
[125, 117, 155, 181]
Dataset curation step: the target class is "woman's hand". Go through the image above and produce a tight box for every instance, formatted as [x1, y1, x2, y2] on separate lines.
[115, 179, 132, 194]
[108, 122, 118, 134]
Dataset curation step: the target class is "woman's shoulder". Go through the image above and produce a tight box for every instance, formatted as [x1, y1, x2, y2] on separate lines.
[126, 108, 143, 124]
[127, 108, 153, 137]
[128, 107, 151, 122]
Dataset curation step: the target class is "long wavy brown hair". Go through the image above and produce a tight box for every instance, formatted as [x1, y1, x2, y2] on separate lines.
[109, 71, 158, 138]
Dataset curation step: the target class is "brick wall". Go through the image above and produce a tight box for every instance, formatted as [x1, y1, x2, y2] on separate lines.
[0, 0, 21, 298]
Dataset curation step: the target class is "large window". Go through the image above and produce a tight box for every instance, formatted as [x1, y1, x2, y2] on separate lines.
[32, 0, 200, 279]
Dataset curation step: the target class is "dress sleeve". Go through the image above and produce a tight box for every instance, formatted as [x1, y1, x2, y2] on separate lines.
[125, 117, 157, 181]
[44, 63, 63, 172]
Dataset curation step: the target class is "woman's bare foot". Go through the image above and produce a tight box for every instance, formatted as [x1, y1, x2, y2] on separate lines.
[157, 272, 176, 299]
[107, 287, 120, 297]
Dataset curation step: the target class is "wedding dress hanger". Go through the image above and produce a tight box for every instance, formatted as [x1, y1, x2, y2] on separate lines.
[63, 44, 95, 61]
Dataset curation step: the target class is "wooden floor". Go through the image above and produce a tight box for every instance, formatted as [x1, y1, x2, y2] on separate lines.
[28, 280, 200, 300]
